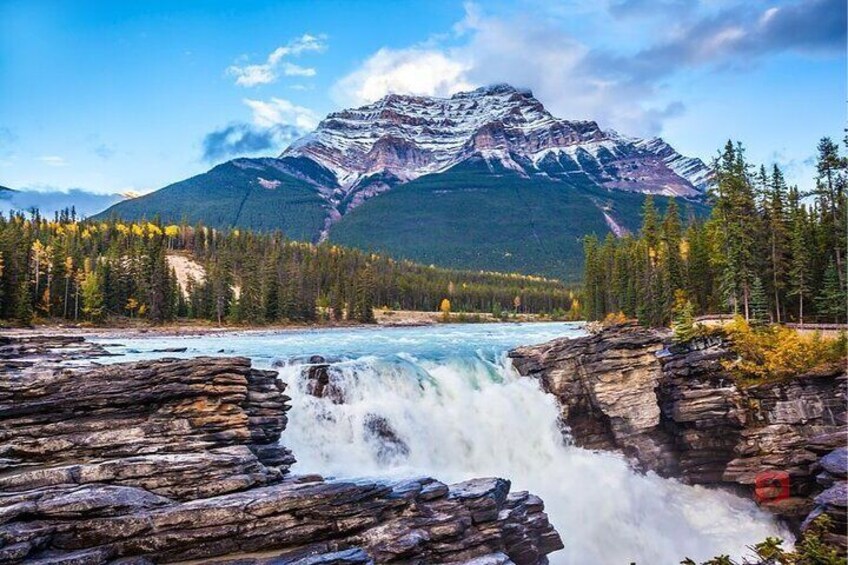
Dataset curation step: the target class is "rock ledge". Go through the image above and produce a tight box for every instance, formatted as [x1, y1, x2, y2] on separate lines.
[1, 337, 562, 564]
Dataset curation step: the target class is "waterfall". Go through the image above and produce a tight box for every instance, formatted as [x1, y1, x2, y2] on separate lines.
[95, 323, 790, 564]
[278, 350, 790, 565]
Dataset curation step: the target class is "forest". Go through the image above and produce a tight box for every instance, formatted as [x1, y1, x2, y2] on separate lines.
[0, 213, 577, 325]
[583, 137, 847, 326]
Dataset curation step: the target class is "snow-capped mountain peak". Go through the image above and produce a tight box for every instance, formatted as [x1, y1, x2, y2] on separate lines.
[281, 84, 712, 198]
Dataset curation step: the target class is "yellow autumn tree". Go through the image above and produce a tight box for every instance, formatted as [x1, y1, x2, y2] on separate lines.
[125, 297, 139, 318]
[439, 298, 451, 321]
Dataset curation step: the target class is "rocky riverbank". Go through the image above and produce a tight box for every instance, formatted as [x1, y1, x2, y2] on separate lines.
[510, 322, 847, 550]
[0, 336, 563, 564]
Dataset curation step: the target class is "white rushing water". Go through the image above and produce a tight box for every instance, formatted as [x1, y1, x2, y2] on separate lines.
[93, 323, 790, 564]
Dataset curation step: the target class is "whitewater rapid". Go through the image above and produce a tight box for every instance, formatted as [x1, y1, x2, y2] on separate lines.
[94, 323, 790, 564]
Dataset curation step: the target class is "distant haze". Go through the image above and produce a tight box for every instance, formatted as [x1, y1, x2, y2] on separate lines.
[0, 186, 133, 218]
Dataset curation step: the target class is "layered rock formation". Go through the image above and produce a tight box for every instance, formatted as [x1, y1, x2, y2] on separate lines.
[0, 336, 562, 564]
[510, 323, 847, 546]
[0, 334, 114, 370]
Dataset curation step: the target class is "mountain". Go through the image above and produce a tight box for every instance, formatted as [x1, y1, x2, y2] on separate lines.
[96, 84, 711, 281]
[284, 84, 711, 199]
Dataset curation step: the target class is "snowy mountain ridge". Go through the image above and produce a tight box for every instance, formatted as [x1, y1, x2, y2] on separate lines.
[282, 84, 712, 199]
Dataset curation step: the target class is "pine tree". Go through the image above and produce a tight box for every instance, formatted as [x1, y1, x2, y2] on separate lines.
[353, 265, 376, 323]
[661, 199, 684, 317]
[815, 260, 846, 323]
[236, 249, 265, 324]
[81, 267, 105, 322]
[711, 141, 758, 318]
[767, 165, 788, 322]
[262, 252, 280, 321]
[145, 239, 169, 324]
[14, 273, 33, 325]
[749, 277, 769, 326]
[787, 191, 811, 324]
[671, 290, 696, 343]
[641, 195, 660, 257]
[331, 282, 345, 321]
[582, 235, 603, 320]
[814, 137, 846, 289]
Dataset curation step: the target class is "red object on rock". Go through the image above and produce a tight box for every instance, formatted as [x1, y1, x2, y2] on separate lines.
[754, 471, 790, 503]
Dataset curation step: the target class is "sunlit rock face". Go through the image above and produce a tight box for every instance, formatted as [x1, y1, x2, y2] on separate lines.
[510, 322, 847, 546]
[283, 84, 712, 200]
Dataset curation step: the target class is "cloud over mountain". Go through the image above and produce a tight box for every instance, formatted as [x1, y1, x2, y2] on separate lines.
[334, 0, 843, 137]
[202, 123, 303, 162]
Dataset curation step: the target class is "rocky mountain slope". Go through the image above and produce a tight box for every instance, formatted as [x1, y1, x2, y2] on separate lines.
[96, 85, 712, 280]
[510, 323, 847, 549]
[0, 335, 562, 564]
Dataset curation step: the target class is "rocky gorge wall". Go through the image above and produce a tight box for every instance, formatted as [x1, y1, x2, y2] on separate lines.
[510, 323, 847, 550]
[0, 336, 563, 564]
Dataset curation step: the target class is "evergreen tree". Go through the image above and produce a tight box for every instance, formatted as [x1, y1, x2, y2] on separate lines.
[685, 220, 713, 313]
[14, 272, 33, 324]
[814, 137, 846, 289]
[815, 260, 846, 323]
[235, 246, 265, 324]
[331, 282, 345, 321]
[81, 267, 105, 322]
[766, 165, 788, 322]
[787, 191, 811, 324]
[582, 235, 604, 320]
[353, 265, 376, 323]
[711, 141, 758, 318]
[641, 195, 660, 255]
[671, 290, 696, 343]
[576, 138, 840, 328]
[749, 277, 769, 326]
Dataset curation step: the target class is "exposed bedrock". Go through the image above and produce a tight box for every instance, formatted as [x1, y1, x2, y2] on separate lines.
[510, 322, 847, 546]
[0, 336, 562, 564]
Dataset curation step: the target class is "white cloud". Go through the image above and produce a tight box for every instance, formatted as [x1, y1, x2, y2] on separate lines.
[281, 62, 316, 77]
[331, 4, 660, 132]
[228, 34, 327, 87]
[243, 97, 319, 131]
[333, 48, 474, 107]
[38, 155, 67, 167]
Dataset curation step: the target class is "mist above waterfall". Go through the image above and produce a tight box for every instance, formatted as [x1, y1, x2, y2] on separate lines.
[94, 323, 790, 564]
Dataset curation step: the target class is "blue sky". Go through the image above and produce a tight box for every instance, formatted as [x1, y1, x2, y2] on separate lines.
[0, 0, 844, 207]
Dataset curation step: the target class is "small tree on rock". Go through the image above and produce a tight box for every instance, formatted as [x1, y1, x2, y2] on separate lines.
[671, 290, 696, 343]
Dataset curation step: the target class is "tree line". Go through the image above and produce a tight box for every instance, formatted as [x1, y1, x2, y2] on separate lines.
[0, 212, 577, 325]
[583, 137, 846, 326]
